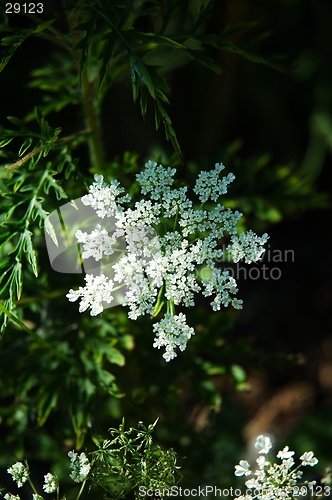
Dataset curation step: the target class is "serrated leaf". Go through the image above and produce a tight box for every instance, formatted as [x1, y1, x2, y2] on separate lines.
[14, 260, 22, 300]
[23, 229, 38, 277]
[44, 217, 58, 247]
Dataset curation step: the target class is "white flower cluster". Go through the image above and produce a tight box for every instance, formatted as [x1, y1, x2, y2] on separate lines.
[67, 274, 114, 316]
[234, 435, 319, 500]
[67, 160, 268, 361]
[4, 495, 21, 500]
[153, 313, 195, 361]
[68, 451, 91, 483]
[43, 473, 58, 494]
[7, 462, 29, 488]
[32, 495, 43, 500]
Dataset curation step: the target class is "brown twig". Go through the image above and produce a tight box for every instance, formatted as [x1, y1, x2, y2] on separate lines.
[0, 130, 89, 172]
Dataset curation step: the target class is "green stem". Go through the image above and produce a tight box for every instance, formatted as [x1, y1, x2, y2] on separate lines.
[80, 70, 104, 170]
[0, 302, 76, 366]
[69, 12, 104, 171]
[75, 479, 87, 500]
[1, 130, 88, 172]
[27, 476, 38, 495]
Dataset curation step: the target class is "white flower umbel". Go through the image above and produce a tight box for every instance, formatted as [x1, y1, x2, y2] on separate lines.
[4, 494, 21, 500]
[43, 473, 58, 494]
[7, 462, 29, 488]
[234, 435, 319, 500]
[153, 313, 195, 361]
[32, 495, 44, 500]
[67, 161, 269, 361]
[67, 274, 114, 316]
[68, 451, 91, 483]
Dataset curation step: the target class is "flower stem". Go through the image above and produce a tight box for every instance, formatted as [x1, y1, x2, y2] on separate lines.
[69, 12, 104, 171]
[75, 479, 87, 500]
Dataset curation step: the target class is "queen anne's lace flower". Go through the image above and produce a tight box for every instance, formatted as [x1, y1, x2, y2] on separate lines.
[67, 161, 269, 361]
[68, 451, 91, 483]
[4, 495, 21, 500]
[234, 435, 319, 500]
[32, 495, 44, 500]
[7, 462, 29, 488]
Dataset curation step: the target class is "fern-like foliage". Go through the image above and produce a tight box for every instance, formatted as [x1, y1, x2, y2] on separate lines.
[0, 110, 86, 334]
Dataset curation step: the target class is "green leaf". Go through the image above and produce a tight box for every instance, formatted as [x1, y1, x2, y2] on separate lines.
[128, 31, 186, 50]
[34, 18, 57, 33]
[0, 138, 13, 147]
[44, 216, 58, 247]
[37, 390, 59, 426]
[18, 138, 33, 157]
[97, 30, 117, 94]
[72, 11, 97, 81]
[186, 48, 222, 74]
[0, 31, 28, 72]
[154, 99, 182, 157]
[23, 229, 38, 277]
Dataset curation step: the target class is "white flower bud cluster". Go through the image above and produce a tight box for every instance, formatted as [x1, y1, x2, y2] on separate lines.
[234, 435, 319, 500]
[68, 451, 91, 483]
[67, 160, 269, 361]
[43, 473, 58, 494]
[153, 313, 195, 361]
[7, 462, 29, 488]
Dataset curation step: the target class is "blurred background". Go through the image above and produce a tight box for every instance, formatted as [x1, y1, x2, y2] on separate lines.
[0, 0, 331, 497]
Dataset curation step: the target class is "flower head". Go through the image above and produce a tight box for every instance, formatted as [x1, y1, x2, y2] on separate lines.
[234, 436, 319, 500]
[43, 473, 58, 494]
[67, 161, 269, 361]
[300, 451, 318, 466]
[7, 462, 29, 488]
[277, 446, 295, 460]
[235, 460, 251, 477]
[68, 451, 91, 483]
[255, 435, 273, 454]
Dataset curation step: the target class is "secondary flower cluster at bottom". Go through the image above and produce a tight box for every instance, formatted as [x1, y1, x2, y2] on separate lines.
[4, 452, 90, 500]
[234, 435, 320, 500]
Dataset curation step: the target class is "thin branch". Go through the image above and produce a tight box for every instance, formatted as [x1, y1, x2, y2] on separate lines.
[0, 130, 88, 172]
